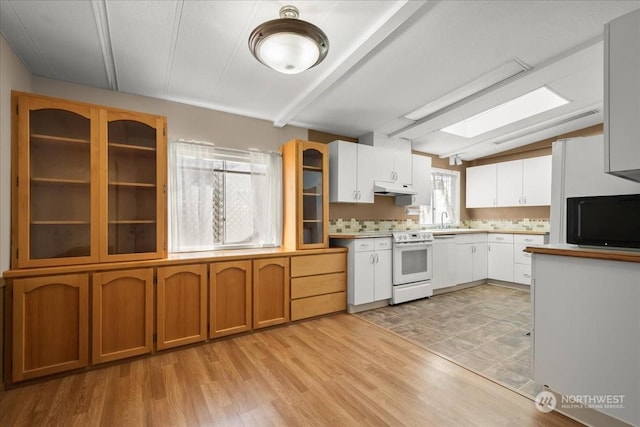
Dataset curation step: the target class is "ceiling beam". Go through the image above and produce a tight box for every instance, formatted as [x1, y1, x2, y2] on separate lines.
[272, 0, 428, 128]
[91, 0, 118, 91]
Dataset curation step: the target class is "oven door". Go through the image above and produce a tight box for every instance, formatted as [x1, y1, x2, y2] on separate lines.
[392, 242, 433, 285]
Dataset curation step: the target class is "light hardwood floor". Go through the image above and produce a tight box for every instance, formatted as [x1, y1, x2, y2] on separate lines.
[0, 314, 580, 426]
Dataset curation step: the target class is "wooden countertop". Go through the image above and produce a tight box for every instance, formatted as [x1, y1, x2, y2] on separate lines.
[524, 244, 640, 263]
[2, 246, 348, 278]
[330, 229, 548, 239]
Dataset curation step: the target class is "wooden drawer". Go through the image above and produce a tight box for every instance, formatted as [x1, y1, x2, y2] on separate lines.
[291, 253, 346, 277]
[291, 272, 346, 299]
[291, 292, 346, 321]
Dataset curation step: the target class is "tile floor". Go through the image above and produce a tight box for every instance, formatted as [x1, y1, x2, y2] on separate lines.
[356, 284, 545, 398]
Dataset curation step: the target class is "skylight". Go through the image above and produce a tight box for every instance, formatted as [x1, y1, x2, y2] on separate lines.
[441, 87, 570, 138]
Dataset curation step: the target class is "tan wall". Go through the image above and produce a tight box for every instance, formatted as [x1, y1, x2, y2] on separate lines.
[31, 77, 308, 152]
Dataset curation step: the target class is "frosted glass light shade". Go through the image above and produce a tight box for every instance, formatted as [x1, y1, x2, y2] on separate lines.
[249, 6, 329, 74]
[258, 32, 320, 74]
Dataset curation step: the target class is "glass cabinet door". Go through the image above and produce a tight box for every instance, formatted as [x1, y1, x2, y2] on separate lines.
[103, 111, 166, 260]
[299, 143, 328, 248]
[16, 96, 99, 267]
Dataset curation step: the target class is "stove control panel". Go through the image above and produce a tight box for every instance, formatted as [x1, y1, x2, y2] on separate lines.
[392, 231, 434, 243]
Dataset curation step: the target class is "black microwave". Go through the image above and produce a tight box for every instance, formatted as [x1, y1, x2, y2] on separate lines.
[566, 194, 640, 249]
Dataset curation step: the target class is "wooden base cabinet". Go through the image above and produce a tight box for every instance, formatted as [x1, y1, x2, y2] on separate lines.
[290, 253, 346, 321]
[157, 264, 207, 350]
[11, 274, 89, 381]
[210, 261, 252, 338]
[92, 268, 153, 364]
[253, 258, 289, 329]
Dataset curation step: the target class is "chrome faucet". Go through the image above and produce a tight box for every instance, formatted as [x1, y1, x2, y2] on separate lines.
[440, 211, 449, 229]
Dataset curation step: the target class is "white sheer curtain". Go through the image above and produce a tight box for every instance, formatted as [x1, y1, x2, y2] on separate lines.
[169, 140, 282, 252]
[250, 150, 282, 247]
[169, 141, 218, 252]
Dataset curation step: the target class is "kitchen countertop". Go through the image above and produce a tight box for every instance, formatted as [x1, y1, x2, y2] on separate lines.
[329, 229, 548, 239]
[524, 243, 640, 263]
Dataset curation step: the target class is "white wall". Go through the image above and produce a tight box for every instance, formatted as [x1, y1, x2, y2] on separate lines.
[0, 33, 32, 384]
[0, 35, 31, 275]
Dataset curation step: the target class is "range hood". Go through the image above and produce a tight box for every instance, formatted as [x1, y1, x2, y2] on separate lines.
[374, 182, 417, 196]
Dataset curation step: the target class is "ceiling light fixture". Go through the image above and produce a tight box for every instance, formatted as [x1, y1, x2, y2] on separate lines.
[248, 5, 329, 75]
[441, 86, 570, 139]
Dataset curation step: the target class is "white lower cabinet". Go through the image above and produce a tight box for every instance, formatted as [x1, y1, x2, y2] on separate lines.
[455, 234, 488, 284]
[513, 234, 545, 285]
[432, 235, 457, 290]
[334, 237, 392, 306]
[488, 233, 514, 282]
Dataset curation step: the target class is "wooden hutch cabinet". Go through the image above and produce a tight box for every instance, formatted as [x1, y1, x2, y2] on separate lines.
[11, 91, 167, 269]
[281, 139, 329, 250]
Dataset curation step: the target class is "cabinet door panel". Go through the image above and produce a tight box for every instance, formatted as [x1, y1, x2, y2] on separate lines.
[353, 251, 375, 305]
[329, 141, 357, 202]
[211, 260, 252, 338]
[157, 264, 207, 349]
[12, 274, 89, 381]
[522, 156, 552, 206]
[92, 268, 153, 364]
[393, 147, 413, 185]
[14, 94, 100, 268]
[374, 147, 395, 183]
[356, 144, 375, 203]
[253, 258, 289, 329]
[466, 164, 497, 208]
[374, 249, 392, 300]
[488, 243, 514, 282]
[472, 243, 488, 281]
[101, 110, 166, 262]
[497, 160, 523, 206]
[455, 244, 474, 284]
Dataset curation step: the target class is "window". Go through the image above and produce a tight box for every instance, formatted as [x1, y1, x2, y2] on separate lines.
[420, 168, 460, 226]
[169, 140, 282, 252]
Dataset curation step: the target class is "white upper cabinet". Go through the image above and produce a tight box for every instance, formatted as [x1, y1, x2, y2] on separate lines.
[605, 8, 640, 183]
[467, 156, 551, 208]
[329, 141, 374, 203]
[360, 132, 412, 185]
[497, 161, 523, 206]
[466, 164, 497, 208]
[522, 156, 552, 206]
[396, 154, 432, 206]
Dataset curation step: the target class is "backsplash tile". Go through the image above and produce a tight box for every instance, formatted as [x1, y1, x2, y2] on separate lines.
[329, 218, 423, 233]
[462, 219, 550, 231]
[329, 218, 550, 233]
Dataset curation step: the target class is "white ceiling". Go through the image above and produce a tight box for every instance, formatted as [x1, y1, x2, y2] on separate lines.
[1, 0, 639, 160]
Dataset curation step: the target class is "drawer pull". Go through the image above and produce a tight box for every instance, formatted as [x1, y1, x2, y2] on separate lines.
[524, 273, 531, 278]
[524, 253, 531, 257]
[524, 238, 533, 242]
[496, 237, 504, 241]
